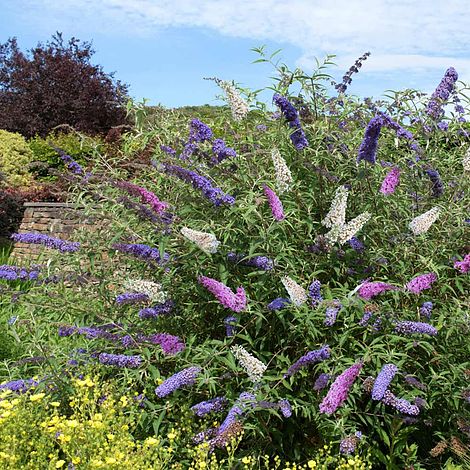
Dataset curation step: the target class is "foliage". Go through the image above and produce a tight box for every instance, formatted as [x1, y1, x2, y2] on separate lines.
[28, 131, 104, 180]
[1, 51, 470, 469]
[0, 32, 129, 138]
[0, 130, 34, 188]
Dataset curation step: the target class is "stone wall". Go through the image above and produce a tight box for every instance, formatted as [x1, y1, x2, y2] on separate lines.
[11, 202, 93, 261]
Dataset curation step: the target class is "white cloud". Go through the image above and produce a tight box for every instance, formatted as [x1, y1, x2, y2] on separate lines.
[18, 0, 470, 80]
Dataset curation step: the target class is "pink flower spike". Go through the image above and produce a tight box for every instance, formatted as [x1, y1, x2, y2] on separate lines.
[380, 167, 400, 195]
[198, 276, 247, 312]
[357, 281, 398, 300]
[454, 253, 470, 274]
[406, 273, 437, 294]
[263, 185, 285, 221]
[319, 362, 362, 415]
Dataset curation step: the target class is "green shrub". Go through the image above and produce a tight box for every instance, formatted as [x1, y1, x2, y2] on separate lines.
[0, 130, 34, 188]
[28, 131, 103, 180]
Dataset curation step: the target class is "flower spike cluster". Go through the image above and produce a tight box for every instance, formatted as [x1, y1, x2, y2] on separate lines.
[198, 276, 247, 312]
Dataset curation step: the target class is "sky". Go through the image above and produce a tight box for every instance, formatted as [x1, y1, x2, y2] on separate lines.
[1, 0, 470, 108]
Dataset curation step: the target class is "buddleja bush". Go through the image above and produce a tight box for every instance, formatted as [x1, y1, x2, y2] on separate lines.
[2, 54, 470, 469]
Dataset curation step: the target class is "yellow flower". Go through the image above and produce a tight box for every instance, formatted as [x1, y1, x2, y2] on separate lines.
[105, 457, 117, 464]
[242, 456, 251, 464]
[72, 457, 81, 464]
[50, 402, 60, 407]
[146, 437, 159, 446]
[168, 430, 177, 440]
[307, 461, 317, 468]
[30, 393, 45, 402]
[56, 460, 66, 468]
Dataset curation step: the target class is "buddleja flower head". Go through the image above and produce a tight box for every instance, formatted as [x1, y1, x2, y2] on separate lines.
[409, 207, 440, 235]
[322, 186, 349, 228]
[263, 185, 285, 221]
[181, 227, 220, 254]
[357, 116, 382, 164]
[123, 279, 167, 303]
[216, 79, 249, 121]
[98, 353, 142, 368]
[319, 362, 362, 415]
[271, 148, 293, 194]
[231, 345, 267, 382]
[308, 280, 323, 307]
[357, 281, 398, 300]
[227, 252, 274, 271]
[395, 321, 438, 336]
[198, 276, 247, 312]
[406, 273, 437, 294]
[420, 301, 433, 319]
[155, 366, 201, 397]
[382, 390, 420, 415]
[425, 67, 459, 120]
[326, 212, 371, 245]
[454, 253, 470, 274]
[324, 300, 342, 326]
[191, 397, 228, 417]
[281, 276, 308, 306]
[380, 167, 400, 195]
[463, 147, 470, 172]
[285, 345, 330, 377]
[372, 364, 398, 400]
[11, 233, 80, 253]
[340, 432, 363, 455]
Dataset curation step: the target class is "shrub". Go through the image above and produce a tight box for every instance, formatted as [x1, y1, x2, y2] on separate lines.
[1, 53, 469, 469]
[0, 33, 129, 138]
[0, 130, 34, 188]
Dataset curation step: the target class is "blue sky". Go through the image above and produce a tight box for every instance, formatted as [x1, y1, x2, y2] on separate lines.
[1, 0, 470, 108]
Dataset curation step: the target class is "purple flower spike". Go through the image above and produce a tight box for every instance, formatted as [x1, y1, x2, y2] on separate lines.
[162, 163, 235, 206]
[380, 167, 400, 195]
[372, 364, 398, 400]
[263, 185, 285, 221]
[189, 119, 213, 143]
[324, 300, 342, 327]
[358, 281, 398, 300]
[267, 297, 291, 311]
[395, 321, 438, 336]
[348, 237, 365, 252]
[0, 264, 41, 281]
[138, 300, 175, 319]
[155, 366, 201, 398]
[11, 233, 80, 252]
[224, 315, 237, 337]
[426, 67, 459, 120]
[227, 252, 274, 271]
[198, 275, 247, 312]
[191, 397, 228, 417]
[357, 116, 382, 164]
[420, 301, 433, 319]
[406, 273, 437, 294]
[454, 253, 470, 274]
[382, 390, 420, 415]
[112, 243, 169, 265]
[273, 93, 309, 150]
[285, 345, 330, 378]
[0, 378, 38, 393]
[308, 280, 323, 307]
[98, 353, 142, 368]
[278, 399, 292, 418]
[116, 292, 150, 305]
[313, 373, 331, 391]
[319, 362, 362, 415]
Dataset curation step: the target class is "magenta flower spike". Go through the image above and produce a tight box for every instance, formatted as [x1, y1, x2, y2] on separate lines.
[198, 276, 247, 312]
[380, 167, 400, 195]
[263, 184, 285, 221]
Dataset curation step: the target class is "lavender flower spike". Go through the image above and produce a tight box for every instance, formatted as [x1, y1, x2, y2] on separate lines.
[454, 253, 470, 274]
[98, 353, 142, 368]
[0, 378, 38, 393]
[112, 243, 169, 265]
[395, 321, 438, 336]
[308, 280, 323, 307]
[263, 185, 285, 221]
[224, 315, 237, 337]
[372, 364, 398, 400]
[319, 362, 362, 415]
[382, 390, 420, 415]
[11, 233, 80, 252]
[324, 300, 342, 326]
[267, 297, 291, 311]
[313, 373, 330, 391]
[285, 345, 330, 377]
[426, 67, 459, 120]
[420, 301, 433, 319]
[191, 397, 228, 417]
[115, 292, 150, 305]
[227, 252, 274, 271]
[155, 366, 201, 398]
[198, 276, 247, 312]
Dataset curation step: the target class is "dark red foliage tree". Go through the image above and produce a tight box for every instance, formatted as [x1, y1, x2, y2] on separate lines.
[0, 32, 129, 137]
